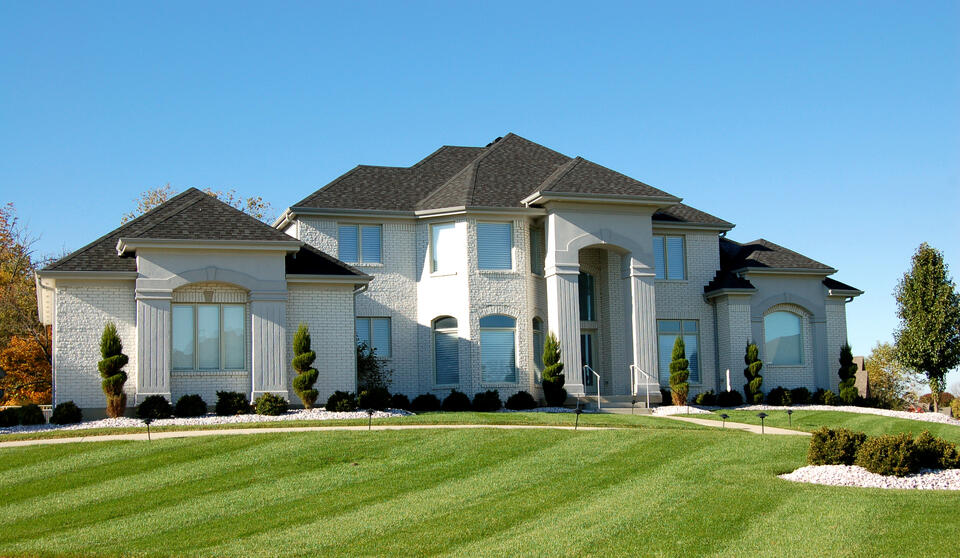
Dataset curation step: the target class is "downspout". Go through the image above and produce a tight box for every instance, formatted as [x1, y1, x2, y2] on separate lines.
[711, 298, 721, 393]
[35, 272, 56, 405]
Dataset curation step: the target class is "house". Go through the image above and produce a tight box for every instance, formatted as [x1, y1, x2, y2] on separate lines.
[37, 133, 861, 413]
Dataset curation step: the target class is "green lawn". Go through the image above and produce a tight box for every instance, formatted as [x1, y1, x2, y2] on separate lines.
[687, 409, 960, 443]
[1, 424, 958, 557]
[0, 411, 693, 442]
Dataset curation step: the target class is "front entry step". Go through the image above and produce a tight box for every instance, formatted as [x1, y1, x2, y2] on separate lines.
[564, 393, 662, 414]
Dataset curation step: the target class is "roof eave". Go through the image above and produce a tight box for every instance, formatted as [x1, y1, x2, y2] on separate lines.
[117, 238, 303, 255]
[521, 191, 681, 207]
[827, 288, 864, 298]
[285, 274, 373, 285]
[735, 267, 837, 276]
[653, 221, 735, 232]
[704, 287, 757, 300]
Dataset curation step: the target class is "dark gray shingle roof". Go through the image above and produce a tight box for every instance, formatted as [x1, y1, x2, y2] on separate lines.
[538, 157, 676, 199]
[719, 237, 834, 271]
[822, 277, 862, 293]
[653, 203, 734, 228]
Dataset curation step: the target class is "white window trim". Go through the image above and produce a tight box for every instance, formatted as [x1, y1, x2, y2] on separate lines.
[338, 223, 383, 265]
[356, 316, 392, 360]
[655, 318, 701, 385]
[654, 234, 687, 281]
[477, 221, 515, 272]
[171, 302, 247, 372]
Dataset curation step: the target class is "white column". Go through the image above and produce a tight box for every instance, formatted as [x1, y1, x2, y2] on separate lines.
[623, 257, 658, 398]
[545, 263, 583, 396]
[136, 291, 172, 403]
[250, 292, 288, 399]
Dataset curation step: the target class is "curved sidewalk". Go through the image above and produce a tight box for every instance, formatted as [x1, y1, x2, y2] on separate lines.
[662, 415, 810, 436]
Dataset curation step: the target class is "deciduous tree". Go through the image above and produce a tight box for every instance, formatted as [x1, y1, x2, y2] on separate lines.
[865, 341, 921, 409]
[0, 336, 51, 404]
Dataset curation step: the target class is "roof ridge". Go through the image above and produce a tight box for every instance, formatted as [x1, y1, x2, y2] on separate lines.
[129, 190, 212, 238]
[44, 187, 202, 271]
[409, 145, 479, 169]
[466, 133, 524, 206]
[414, 140, 501, 209]
[533, 156, 583, 197]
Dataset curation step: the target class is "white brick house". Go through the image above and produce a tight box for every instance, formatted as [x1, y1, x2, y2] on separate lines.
[38, 133, 861, 413]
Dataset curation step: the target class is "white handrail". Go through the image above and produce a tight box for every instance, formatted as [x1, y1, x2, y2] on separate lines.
[629, 364, 655, 409]
[583, 365, 601, 411]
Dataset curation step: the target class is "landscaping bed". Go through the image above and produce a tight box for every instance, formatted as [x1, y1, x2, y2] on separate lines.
[782, 465, 960, 490]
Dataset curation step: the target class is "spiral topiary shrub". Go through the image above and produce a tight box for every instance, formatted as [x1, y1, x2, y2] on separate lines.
[541, 332, 566, 407]
[98, 322, 129, 418]
[136, 395, 173, 420]
[18, 404, 45, 425]
[472, 390, 502, 412]
[410, 393, 441, 413]
[668, 337, 689, 405]
[808, 427, 867, 466]
[215, 391, 251, 416]
[174, 394, 208, 418]
[326, 391, 357, 412]
[50, 401, 83, 425]
[389, 393, 411, 410]
[505, 391, 537, 410]
[358, 387, 391, 411]
[255, 393, 289, 416]
[715, 390, 743, 407]
[291, 324, 320, 409]
[441, 389, 471, 412]
[743, 342, 763, 404]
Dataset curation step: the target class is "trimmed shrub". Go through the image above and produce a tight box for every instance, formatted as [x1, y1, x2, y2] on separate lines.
[855, 433, 919, 476]
[98, 322, 129, 418]
[694, 390, 716, 406]
[743, 342, 764, 404]
[389, 393, 411, 411]
[808, 427, 867, 466]
[441, 389, 472, 412]
[952, 398, 960, 419]
[837, 343, 858, 404]
[357, 340, 392, 392]
[789, 387, 811, 405]
[913, 431, 960, 470]
[0, 407, 20, 427]
[291, 324, 320, 409]
[136, 395, 173, 420]
[472, 390, 502, 412]
[50, 401, 83, 425]
[174, 394, 208, 418]
[822, 390, 838, 406]
[358, 387, 391, 411]
[326, 391, 358, 412]
[215, 391, 251, 416]
[541, 332, 567, 407]
[410, 393, 441, 413]
[715, 390, 743, 407]
[254, 393, 289, 416]
[18, 404, 45, 425]
[766, 386, 791, 406]
[668, 337, 690, 405]
[505, 391, 537, 410]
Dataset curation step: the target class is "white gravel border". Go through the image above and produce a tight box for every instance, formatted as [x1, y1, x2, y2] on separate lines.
[735, 404, 960, 426]
[652, 405, 714, 416]
[781, 464, 960, 490]
[0, 408, 412, 435]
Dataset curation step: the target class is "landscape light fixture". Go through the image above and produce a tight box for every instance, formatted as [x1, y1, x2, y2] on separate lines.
[756, 412, 768, 434]
[367, 408, 374, 430]
[574, 407, 583, 430]
[142, 417, 154, 441]
[787, 409, 794, 427]
[720, 413, 729, 428]
[631, 398, 637, 415]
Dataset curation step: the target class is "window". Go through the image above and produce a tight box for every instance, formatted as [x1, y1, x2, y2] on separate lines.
[657, 320, 699, 384]
[339, 224, 382, 264]
[532, 317, 544, 371]
[579, 272, 596, 321]
[356, 317, 391, 358]
[764, 311, 802, 365]
[477, 222, 512, 270]
[433, 317, 459, 385]
[581, 331, 596, 386]
[430, 223, 457, 273]
[530, 226, 545, 276]
[653, 235, 685, 280]
[171, 303, 245, 370]
[479, 315, 516, 383]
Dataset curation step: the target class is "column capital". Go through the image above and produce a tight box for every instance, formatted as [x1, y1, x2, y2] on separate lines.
[544, 262, 580, 278]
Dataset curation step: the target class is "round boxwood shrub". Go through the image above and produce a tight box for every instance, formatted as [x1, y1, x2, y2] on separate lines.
[215, 391, 251, 416]
[0, 407, 20, 427]
[441, 389, 472, 412]
[765, 386, 791, 406]
[789, 387, 811, 405]
[389, 393, 411, 410]
[358, 387, 391, 411]
[472, 390, 502, 412]
[254, 393, 289, 416]
[50, 401, 83, 425]
[694, 390, 717, 406]
[808, 427, 867, 466]
[715, 390, 743, 407]
[913, 431, 960, 470]
[410, 393, 441, 413]
[136, 395, 173, 420]
[18, 404, 46, 425]
[326, 391, 358, 412]
[505, 391, 537, 410]
[174, 394, 208, 418]
[855, 433, 919, 476]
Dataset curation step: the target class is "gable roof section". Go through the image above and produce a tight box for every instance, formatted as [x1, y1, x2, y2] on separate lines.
[44, 188, 361, 277]
[536, 156, 676, 199]
[653, 203, 734, 228]
[719, 237, 835, 272]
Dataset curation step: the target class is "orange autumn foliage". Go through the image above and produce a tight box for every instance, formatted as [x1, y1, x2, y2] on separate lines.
[0, 336, 51, 404]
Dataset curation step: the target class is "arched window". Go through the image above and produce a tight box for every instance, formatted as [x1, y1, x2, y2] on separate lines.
[433, 317, 459, 385]
[479, 315, 516, 383]
[532, 317, 544, 372]
[578, 272, 595, 321]
[764, 311, 802, 365]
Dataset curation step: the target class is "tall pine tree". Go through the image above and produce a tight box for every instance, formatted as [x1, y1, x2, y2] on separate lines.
[541, 332, 566, 406]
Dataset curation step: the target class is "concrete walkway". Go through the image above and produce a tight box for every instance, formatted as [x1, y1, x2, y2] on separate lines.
[662, 415, 811, 436]
[0, 423, 618, 448]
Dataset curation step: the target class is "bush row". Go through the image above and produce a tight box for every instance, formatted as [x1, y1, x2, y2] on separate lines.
[323, 388, 539, 414]
[808, 427, 960, 476]
[0, 404, 47, 426]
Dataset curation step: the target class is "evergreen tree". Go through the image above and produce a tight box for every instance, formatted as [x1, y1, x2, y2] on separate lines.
[541, 332, 566, 407]
[743, 342, 764, 404]
[837, 342, 859, 403]
[894, 243, 960, 412]
[291, 323, 319, 409]
[98, 322, 128, 418]
[668, 336, 690, 405]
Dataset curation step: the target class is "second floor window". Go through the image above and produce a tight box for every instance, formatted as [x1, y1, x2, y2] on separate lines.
[431, 223, 457, 273]
[477, 222, 512, 270]
[339, 224, 382, 264]
[653, 235, 685, 280]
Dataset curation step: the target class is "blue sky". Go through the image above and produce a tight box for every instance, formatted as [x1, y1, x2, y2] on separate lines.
[2, 1, 958, 386]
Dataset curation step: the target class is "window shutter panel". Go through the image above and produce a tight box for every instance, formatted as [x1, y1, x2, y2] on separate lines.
[339, 226, 359, 263]
[653, 236, 665, 279]
[666, 236, 685, 279]
[371, 318, 391, 358]
[434, 332, 459, 384]
[356, 318, 371, 348]
[361, 225, 381, 263]
[477, 223, 512, 270]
